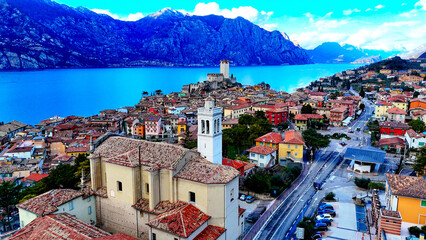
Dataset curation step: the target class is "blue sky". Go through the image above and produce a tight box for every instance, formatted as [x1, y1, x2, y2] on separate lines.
[54, 0, 426, 51]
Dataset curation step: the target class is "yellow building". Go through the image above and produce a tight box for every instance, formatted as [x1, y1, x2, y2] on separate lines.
[177, 119, 187, 135]
[221, 118, 239, 129]
[66, 146, 89, 156]
[255, 132, 283, 149]
[385, 174, 426, 224]
[294, 114, 324, 131]
[224, 104, 251, 119]
[278, 130, 304, 164]
[390, 99, 408, 112]
[375, 101, 394, 120]
[90, 136, 242, 240]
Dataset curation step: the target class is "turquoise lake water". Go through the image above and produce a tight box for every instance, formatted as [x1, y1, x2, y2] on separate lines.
[0, 64, 362, 125]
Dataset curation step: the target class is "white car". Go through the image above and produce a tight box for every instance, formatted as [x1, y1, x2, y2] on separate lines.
[316, 214, 333, 221]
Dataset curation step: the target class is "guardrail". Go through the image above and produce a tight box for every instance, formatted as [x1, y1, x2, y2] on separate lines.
[242, 163, 309, 240]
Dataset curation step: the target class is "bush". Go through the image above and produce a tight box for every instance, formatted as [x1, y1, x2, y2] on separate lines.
[354, 177, 371, 189]
[368, 182, 385, 190]
[325, 192, 336, 201]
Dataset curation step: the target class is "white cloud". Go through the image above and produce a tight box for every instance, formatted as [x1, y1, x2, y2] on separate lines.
[401, 3, 407, 6]
[343, 9, 361, 15]
[91, 9, 119, 19]
[303, 12, 315, 18]
[190, 2, 273, 22]
[313, 19, 349, 31]
[366, 8, 372, 11]
[415, 0, 426, 10]
[122, 12, 144, 21]
[325, 12, 333, 17]
[399, 9, 418, 18]
[375, 4, 385, 9]
[91, 9, 144, 21]
[262, 23, 279, 31]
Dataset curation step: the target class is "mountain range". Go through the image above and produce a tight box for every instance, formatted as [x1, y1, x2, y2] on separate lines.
[0, 0, 311, 70]
[306, 42, 401, 64]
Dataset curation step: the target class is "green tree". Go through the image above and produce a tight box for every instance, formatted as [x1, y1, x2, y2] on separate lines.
[74, 154, 90, 180]
[182, 127, 197, 149]
[325, 192, 336, 201]
[301, 104, 313, 114]
[354, 177, 371, 189]
[359, 103, 365, 111]
[302, 128, 330, 161]
[277, 122, 289, 131]
[413, 147, 426, 176]
[0, 181, 23, 231]
[238, 115, 254, 126]
[368, 182, 385, 190]
[254, 111, 266, 120]
[359, 87, 365, 98]
[236, 155, 249, 162]
[408, 119, 426, 133]
[44, 164, 79, 190]
[244, 174, 271, 193]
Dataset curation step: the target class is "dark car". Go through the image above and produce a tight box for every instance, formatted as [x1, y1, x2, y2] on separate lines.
[318, 209, 336, 217]
[246, 215, 259, 223]
[316, 218, 332, 226]
[245, 196, 255, 203]
[313, 182, 322, 190]
[349, 130, 354, 133]
[314, 223, 328, 231]
[312, 232, 322, 239]
[340, 142, 347, 146]
[319, 204, 334, 211]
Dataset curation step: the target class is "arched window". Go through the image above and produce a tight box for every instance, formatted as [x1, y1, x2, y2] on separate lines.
[201, 120, 205, 134]
[217, 119, 220, 133]
[206, 120, 210, 134]
[214, 119, 217, 133]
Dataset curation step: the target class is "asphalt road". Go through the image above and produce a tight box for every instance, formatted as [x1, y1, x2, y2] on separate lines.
[253, 97, 375, 240]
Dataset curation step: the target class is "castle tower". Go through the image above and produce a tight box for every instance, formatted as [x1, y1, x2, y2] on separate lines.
[220, 60, 229, 79]
[197, 96, 223, 164]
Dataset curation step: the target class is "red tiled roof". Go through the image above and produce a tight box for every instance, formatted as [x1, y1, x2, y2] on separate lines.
[405, 129, 426, 139]
[66, 145, 89, 153]
[254, 132, 283, 144]
[225, 104, 251, 110]
[330, 107, 347, 113]
[386, 174, 426, 199]
[53, 155, 74, 162]
[193, 225, 226, 240]
[17, 189, 84, 216]
[246, 145, 277, 155]
[147, 204, 210, 238]
[93, 136, 188, 170]
[379, 121, 410, 130]
[222, 158, 246, 170]
[294, 114, 324, 121]
[10, 213, 110, 240]
[283, 130, 305, 145]
[378, 137, 405, 146]
[133, 199, 188, 215]
[387, 107, 406, 115]
[239, 207, 246, 216]
[24, 173, 49, 182]
[174, 158, 239, 184]
[376, 101, 393, 106]
[8, 146, 33, 153]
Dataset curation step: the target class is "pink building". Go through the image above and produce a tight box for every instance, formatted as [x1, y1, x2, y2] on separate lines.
[145, 115, 162, 139]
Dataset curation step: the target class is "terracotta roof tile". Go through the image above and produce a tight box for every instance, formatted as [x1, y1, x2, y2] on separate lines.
[254, 132, 283, 144]
[93, 136, 188, 170]
[386, 174, 426, 199]
[379, 121, 410, 129]
[10, 213, 110, 240]
[147, 204, 210, 238]
[94, 233, 138, 240]
[283, 130, 304, 145]
[379, 137, 405, 146]
[133, 199, 188, 215]
[17, 189, 84, 216]
[174, 158, 239, 184]
[387, 107, 406, 115]
[246, 145, 277, 155]
[294, 114, 324, 121]
[193, 225, 226, 240]
[23, 173, 49, 182]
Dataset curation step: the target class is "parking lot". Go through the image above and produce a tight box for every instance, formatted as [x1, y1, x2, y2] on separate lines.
[321, 202, 359, 239]
[238, 194, 273, 234]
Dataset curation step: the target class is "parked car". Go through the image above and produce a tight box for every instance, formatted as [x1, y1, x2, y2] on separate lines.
[316, 218, 332, 226]
[316, 214, 333, 221]
[319, 204, 334, 211]
[340, 142, 347, 146]
[349, 130, 354, 133]
[245, 196, 255, 203]
[239, 194, 247, 201]
[312, 232, 323, 239]
[313, 182, 322, 190]
[318, 209, 336, 217]
[246, 215, 259, 223]
[314, 223, 328, 231]
[356, 127, 361, 131]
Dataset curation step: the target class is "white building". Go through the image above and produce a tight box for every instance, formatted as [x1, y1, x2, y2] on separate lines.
[405, 129, 426, 148]
[17, 189, 96, 228]
[246, 145, 277, 168]
[197, 97, 223, 165]
[220, 60, 230, 79]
